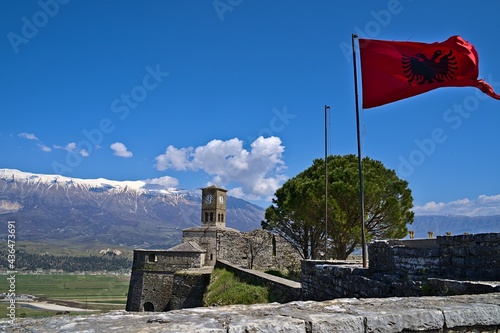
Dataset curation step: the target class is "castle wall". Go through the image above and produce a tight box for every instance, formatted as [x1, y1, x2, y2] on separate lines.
[369, 233, 500, 280]
[301, 233, 500, 301]
[131, 249, 204, 271]
[170, 270, 212, 310]
[438, 233, 500, 280]
[181, 227, 302, 271]
[126, 249, 204, 312]
[182, 228, 228, 266]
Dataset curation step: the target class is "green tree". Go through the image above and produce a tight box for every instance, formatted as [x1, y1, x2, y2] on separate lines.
[263, 154, 414, 259]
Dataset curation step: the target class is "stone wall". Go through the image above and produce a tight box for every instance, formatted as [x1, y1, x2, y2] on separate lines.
[217, 229, 302, 272]
[126, 249, 204, 312]
[438, 233, 500, 280]
[183, 227, 302, 272]
[182, 227, 229, 266]
[302, 233, 500, 301]
[130, 249, 204, 272]
[369, 233, 500, 280]
[126, 270, 174, 312]
[170, 269, 212, 310]
[368, 238, 441, 279]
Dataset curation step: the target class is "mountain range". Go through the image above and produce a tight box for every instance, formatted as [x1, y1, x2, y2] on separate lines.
[409, 214, 500, 239]
[0, 169, 264, 250]
[1, 169, 499, 252]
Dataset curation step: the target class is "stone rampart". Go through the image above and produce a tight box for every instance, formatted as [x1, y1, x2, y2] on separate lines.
[369, 233, 500, 280]
[302, 233, 500, 301]
[170, 268, 212, 310]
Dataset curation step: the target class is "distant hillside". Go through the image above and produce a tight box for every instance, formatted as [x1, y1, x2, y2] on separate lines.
[0, 169, 265, 250]
[408, 215, 500, 238]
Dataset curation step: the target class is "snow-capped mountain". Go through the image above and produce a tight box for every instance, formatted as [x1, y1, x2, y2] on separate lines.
[0, 169, 265, 249]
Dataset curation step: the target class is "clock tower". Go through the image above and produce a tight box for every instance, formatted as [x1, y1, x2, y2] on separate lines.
[201, 185, 227, 228]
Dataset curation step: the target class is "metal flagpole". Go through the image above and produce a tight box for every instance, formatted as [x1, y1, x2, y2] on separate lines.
[324, 105, 330, 258]
[352, 34, 367, 268]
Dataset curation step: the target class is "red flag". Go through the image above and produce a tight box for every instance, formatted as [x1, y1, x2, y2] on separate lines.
[359, 36, 500, 109]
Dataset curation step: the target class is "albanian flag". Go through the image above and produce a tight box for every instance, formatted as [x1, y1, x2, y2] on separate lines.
[359, 36, 500, 109]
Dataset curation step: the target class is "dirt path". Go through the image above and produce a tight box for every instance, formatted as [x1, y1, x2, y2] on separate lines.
[17, 301, 98, 312]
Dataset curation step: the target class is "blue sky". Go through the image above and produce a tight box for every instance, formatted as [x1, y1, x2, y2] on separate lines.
[2, 1, 500, 214]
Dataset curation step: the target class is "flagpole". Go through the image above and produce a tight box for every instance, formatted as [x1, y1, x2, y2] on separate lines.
[324, 105, 330, 259]
[352, 34, 367, 268]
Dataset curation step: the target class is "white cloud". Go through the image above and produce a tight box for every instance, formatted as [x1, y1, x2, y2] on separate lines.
[18, 132, 39, 141]
[110, 142, 133, 158]
[54, 142, 76, 151]
[19, 132, 53, 152]
[155, 145, 192, 171]
[154, 136, 287, 200]
[413, 194, 500, 216]
[37, 143, 52, 152]
[145, 176, 179, 188]
[53, 142, 89, 157]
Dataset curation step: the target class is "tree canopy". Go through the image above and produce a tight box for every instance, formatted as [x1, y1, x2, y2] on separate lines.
[262, 154, 414, 259]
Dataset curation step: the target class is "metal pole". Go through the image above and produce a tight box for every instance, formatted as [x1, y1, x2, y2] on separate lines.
[324, 105, 330, 258]
[352, 34, 367, 268]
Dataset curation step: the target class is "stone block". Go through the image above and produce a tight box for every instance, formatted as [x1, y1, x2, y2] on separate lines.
[441, 304, 500, 328]
[228, 315, 306, 333]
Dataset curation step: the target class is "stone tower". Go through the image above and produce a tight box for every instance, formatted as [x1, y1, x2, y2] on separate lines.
[201, 185, 227, 228]
[184, 185, 238, 266]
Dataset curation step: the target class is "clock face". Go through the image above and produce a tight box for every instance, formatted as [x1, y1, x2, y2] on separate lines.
[204, 194, 214, 204]
[218, 195, 224, 204]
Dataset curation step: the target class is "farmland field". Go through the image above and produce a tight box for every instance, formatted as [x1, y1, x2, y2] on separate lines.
[0, 274, 130, 318]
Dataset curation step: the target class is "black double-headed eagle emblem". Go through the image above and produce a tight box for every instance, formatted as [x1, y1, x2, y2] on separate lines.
[402, 50, 458, 85]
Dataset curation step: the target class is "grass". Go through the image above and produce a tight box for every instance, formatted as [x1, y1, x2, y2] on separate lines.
[203, 268, 270, 307]
[0, 274, 130, 318]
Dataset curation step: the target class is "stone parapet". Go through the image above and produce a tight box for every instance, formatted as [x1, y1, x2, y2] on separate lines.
[8, 293, 500, 332]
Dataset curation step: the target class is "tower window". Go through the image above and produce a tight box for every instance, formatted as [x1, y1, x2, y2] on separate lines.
[221, 214, 224, 222]
[205, 212, 208, 222]
[210, 212, 213, 221]
[217, 213, 221, 222]
[148, 254, 158, 263]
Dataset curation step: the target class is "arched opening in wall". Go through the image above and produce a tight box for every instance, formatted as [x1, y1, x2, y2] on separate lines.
[205, 212, 209, 222]
[143, 302, 154, 312]
[221, 213, 224, 222]
[148, 254, 157, 262]
[210, 253, 213, 261]
[210, 212, 214, 221]
[217, 213, 221, 222]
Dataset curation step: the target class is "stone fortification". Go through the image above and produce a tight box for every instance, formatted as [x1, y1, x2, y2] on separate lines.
[8, 293, 500, 332]
[126, 186, 302, 312]
[369, 233, 500, 281]
[302, 233, 500, 301]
